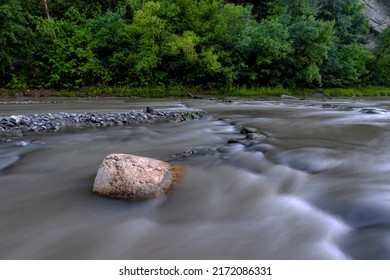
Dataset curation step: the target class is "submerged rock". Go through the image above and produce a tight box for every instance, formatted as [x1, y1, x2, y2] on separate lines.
[240, 126, 258, 134]
[173, 111, 204, 122]
[245, 132, 267, 141]
[92, 154, 183, 200]
[228, 132, 267, 146]
[360, 108, 387, 114]
[15, 141, 29, 147]
[229, 125, 268, 146]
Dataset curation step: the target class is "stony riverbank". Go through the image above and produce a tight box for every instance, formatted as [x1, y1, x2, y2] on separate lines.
[0, 109, 205, 137]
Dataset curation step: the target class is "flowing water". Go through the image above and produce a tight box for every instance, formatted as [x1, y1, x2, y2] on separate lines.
[1, 97, 390, 260]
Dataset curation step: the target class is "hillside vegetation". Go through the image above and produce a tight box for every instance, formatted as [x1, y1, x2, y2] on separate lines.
[1, 0, 389, 94]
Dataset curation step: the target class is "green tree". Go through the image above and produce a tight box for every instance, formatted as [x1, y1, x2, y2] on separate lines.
[88, 9, 132, 84]
[34, 7, 111, 88]
[279, 0, 317, 17]
[316, 0, 369, 44]
[316, 0, 372, 87]
[276, 0, 334, 87]
[0, 0, 35, 87]
[46, 0, 126, 18]
[124, 1, 167, 85]
[320, 43, 373, 87]
[285, 15, 334, 87]
[145, 0, 227, 88]
[231, 17, 292, 86]
[224, 0, 280, 19]
[372, 26, 390, 86]
[205, 3, 251, 88]
[0, 0, 382, 91]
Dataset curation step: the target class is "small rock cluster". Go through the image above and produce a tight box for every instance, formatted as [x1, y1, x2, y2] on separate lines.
[227, 126, 268, 146]
[169, 125, 269, 162]
[0, 110, 205, 135]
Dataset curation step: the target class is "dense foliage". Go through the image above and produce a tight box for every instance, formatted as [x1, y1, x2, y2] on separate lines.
[372, 26, 390, 86]
[0, 0, 388, 91]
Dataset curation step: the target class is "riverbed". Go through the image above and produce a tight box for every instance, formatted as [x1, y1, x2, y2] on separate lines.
[1, 97, 390, 259]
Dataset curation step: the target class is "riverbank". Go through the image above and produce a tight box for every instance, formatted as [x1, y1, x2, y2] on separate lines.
[1, 85, 390, 99]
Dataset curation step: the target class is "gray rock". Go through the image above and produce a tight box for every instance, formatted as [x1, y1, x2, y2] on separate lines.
[246, 132, 267, 141]
[146, 106, 154, 114]
[93, 154, 183, 200]
[240, 126, 258, 134]
[9, 115, 21, 125]
[361, 0, 390, 34]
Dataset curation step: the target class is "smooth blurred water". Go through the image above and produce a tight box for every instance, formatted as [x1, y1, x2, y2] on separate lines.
[1, 97, 390, 259]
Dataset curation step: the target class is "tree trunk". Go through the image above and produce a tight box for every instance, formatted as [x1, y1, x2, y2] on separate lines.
[42, 0, 50, 19]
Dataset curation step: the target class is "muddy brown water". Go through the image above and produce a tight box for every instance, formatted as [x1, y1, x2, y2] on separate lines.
[1, 97, 390, 259]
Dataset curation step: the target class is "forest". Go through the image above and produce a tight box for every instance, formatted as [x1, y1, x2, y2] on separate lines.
[1, 0, 389, 92]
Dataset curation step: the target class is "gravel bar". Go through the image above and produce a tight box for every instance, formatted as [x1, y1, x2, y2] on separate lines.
[0, 109, 205, 136]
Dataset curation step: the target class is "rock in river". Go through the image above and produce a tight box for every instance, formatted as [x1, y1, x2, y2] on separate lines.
[92, 154, 182, 200]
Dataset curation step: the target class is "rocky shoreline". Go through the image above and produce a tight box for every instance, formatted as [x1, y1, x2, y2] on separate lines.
[0, 109, 205, 137]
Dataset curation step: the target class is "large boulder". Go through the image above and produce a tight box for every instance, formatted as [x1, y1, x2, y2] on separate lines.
[93, 154, 182, 200]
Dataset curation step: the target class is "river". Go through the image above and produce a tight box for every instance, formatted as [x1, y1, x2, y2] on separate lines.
[1, 97, 390, 260]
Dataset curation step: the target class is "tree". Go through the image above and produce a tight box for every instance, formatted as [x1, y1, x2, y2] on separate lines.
[372, 26, 390, 86]
[0, 0, 35, 87]
[33, 7, 111, 88]
[0, 0, 382, 91]
[279, 0, 317, 17]
[275, 0, 334, 87]
[125, 1, 166, 85]
[315, 0, 369, 44]
[230, 17, 292, 86]
[316, 0, 372, 87]
[41, 0, 50, 18]
[285, 16, 334, 87]
[224, 0, 280, 20]
[130, 0, 226, 88]
[320, 43, 373, 87]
